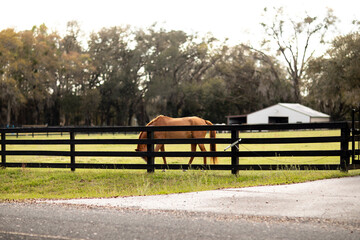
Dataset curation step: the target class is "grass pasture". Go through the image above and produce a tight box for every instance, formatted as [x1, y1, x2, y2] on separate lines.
[1, 168, 359, 201]
[1, 129, 359, 201]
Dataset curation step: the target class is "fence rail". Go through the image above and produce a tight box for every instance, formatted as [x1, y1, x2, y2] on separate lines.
[1, 121, 359, 174]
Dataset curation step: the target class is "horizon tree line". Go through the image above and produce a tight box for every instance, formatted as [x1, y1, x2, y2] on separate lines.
[1, 11, 359, 126]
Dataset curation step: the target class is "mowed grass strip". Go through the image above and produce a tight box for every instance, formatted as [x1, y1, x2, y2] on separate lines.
[1, 168, 360, 201]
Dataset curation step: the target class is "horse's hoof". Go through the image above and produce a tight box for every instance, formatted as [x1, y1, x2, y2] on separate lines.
[162, 169, 166, 172]
[183, 169, 187, 172]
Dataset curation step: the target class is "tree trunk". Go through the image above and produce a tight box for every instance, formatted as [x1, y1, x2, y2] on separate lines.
[6, 100, 11, 126]
[293, 75, 301, 103]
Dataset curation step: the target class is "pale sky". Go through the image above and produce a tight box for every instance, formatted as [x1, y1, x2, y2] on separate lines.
[1, 0, 359, 48]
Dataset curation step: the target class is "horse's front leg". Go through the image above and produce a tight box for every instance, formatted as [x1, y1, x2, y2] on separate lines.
[154, 144, 166, 164]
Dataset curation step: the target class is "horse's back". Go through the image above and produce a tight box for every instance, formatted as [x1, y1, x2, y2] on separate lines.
[153, 116, 206, 126]
[149, 116, 207, 139]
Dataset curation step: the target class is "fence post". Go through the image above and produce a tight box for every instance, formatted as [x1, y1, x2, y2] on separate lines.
[358, 107, 360, 162]
[70, 131, 75, 171]
[147, 130, 155, 173]
[340, 123, 350, 172]
[1, 131, 5, 169]
[231, 129, 239, 175]
[352, 109, 355, 163]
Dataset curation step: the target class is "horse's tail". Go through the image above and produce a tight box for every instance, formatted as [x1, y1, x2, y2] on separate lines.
[205, 120, 218, 164]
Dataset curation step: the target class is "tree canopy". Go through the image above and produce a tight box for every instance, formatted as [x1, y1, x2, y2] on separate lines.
[1, 15, 359, 126]
[306, 32, 360, 120]
[261, 7, 338, 103]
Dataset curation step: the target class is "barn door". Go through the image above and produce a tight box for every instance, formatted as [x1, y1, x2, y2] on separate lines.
[268, 116, 288, 124]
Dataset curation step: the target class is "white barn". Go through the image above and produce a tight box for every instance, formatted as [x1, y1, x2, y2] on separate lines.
[227, 103, 330, 125]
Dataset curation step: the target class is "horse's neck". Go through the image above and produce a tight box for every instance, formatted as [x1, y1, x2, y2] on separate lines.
[147, 115, 169, 126]
[146, 115, 161, 126]
[139, 131, 147, 139]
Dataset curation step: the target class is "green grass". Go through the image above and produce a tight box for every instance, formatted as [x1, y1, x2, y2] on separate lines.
[1, 129, 359, 201]
[1, 168, 359, 200]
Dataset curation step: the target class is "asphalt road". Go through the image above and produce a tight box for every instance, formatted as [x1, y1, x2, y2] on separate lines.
[1, 176, 360, 240]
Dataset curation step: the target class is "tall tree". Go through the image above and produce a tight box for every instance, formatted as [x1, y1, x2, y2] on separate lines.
[88, 26, 143, 125]
[0, 29, 25, 125]
[137, 26, 221, 119]
[213, 45, 291, 116]
[306, 32, 360, 120]
[59, 21, 95, 125]
[261, 7, 337, 102]
[20, 25, 62, 125]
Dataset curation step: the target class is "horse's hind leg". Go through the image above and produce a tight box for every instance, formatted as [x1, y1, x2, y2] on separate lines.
[198, 144, 207, 165]
[188, 144, 197, 165]
[160, 145, 167, 165]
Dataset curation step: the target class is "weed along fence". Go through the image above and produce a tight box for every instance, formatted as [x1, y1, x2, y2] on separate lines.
[0, 122, 359, 174]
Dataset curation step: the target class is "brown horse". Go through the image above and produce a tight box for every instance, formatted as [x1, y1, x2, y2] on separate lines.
[135, 115, 217, 165]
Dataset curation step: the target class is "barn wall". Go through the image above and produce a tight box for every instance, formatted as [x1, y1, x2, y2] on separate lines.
[247, 105, 310, 124]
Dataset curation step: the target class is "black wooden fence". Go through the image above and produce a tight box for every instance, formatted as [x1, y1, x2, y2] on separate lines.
[1, 121, 359, 174]
[352, 108, 360, 166]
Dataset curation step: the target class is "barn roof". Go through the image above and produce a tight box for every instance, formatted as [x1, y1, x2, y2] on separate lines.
[277, 103, 330, 118]
[227, 103, 330, 119]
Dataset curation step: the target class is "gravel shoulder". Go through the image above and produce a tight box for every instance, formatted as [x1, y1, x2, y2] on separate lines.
[44, 176, 360, 223]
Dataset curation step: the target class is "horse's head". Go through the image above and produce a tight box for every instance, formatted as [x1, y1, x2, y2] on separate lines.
[135, 131, 148, 162]
[135, 144, 148, 163]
